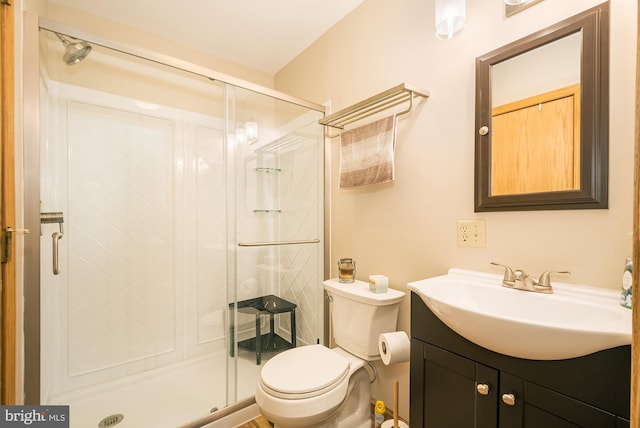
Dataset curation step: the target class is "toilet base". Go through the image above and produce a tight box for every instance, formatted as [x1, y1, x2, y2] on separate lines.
[267, 368, 372, 428]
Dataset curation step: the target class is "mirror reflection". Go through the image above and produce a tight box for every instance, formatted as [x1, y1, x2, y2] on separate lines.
[474, 3, 609, 211]
[491, 32, 581, 196]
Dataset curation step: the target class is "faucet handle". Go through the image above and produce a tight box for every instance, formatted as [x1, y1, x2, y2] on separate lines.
[491, 262, 516, 284]
[537, 270, 571, 288]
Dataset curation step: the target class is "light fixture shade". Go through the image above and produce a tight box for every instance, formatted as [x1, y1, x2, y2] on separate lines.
[504, 0, 527, 5]
[235, 127, 247, 144]
[435, 0, 466, 39]
[245, 121, 259, 143]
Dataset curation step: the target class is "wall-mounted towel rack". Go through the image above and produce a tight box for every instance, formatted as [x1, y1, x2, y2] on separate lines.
[318, 83, 429, 130]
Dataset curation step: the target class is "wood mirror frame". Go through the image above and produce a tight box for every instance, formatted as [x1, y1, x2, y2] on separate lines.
[474, 2, 609, 212]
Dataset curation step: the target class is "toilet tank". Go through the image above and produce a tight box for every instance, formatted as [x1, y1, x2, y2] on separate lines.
[324, 279, 405, 361]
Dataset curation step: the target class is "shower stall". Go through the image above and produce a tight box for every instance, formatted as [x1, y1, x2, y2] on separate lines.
[23, 18, 326, 428]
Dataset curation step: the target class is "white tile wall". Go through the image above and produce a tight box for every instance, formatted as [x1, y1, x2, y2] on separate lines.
[68, 101, 177, 377]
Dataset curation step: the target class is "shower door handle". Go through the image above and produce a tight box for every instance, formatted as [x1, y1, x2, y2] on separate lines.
[52, 231, 63, 275]
[41, 211, 64, 275]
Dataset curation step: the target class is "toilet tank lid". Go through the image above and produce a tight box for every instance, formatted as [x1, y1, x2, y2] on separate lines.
[323, 279, 405, 306]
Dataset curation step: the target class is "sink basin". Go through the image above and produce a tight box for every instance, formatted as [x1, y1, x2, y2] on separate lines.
[408, 268, 632, 360]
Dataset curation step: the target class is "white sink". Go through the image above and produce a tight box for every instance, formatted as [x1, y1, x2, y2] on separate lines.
[408, 268, 632, 360]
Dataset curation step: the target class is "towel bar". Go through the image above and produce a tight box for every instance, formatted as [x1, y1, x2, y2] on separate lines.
[238, 238, 320, 247]
[318, 83, 429, 130]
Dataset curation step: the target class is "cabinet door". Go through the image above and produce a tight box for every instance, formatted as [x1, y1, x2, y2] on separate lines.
[419, 342, 498, 428]
[499, 372, 523, 427]
[617, 417, 630, 428]
[524, 382, 617, 428]
[499, 372, 618, 428]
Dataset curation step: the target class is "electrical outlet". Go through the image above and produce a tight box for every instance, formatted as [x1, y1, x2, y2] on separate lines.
[456, 220, 486, 248]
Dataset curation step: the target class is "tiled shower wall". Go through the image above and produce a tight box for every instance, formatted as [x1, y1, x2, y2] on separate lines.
[237, 132, 324, 346]
[40, 81, 323, 399]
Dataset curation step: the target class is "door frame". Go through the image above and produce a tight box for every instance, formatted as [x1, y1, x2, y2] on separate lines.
[631, 0, 640, 423]
[1, 0, 17, 405]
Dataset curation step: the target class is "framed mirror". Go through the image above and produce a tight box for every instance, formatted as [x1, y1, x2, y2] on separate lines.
[474, 3, 609, 211]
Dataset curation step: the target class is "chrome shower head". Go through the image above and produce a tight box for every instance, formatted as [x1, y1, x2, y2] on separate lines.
[55, 33, 92, 65]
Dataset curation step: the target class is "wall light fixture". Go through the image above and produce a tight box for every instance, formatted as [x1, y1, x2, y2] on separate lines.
[234, 121, 259, 145]
[235, 127, 247, 144]
[245, 121, 259, 144]
[435, 0, 466, 39]
[505, 0, 543, 17]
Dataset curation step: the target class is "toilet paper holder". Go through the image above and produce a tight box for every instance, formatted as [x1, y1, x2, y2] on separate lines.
[379, 331, 411, 365]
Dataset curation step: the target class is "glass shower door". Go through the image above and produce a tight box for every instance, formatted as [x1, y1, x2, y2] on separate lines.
[227, 85, 325, 402]
[37, 29, 232, 427]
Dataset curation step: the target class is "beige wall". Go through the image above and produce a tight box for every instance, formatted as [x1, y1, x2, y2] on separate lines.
[25, 0, 275, 88]
[276, 0, 637, 420]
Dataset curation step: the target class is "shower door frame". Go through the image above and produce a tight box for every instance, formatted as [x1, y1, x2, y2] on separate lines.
[21, 13, 331, 405]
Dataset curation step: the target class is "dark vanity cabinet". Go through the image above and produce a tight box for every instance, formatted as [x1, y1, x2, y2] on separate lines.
[410, 293, 631, 428]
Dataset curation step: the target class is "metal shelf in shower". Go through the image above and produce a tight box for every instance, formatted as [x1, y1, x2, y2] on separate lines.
[318, 83, 430, 130]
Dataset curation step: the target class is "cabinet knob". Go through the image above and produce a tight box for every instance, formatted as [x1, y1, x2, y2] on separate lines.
[476, 383, 490, 395]
[502, 393, 516, 406]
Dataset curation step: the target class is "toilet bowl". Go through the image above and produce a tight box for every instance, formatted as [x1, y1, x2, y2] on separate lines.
[255, 345, 371, 428]
[255, 279, 405, 428]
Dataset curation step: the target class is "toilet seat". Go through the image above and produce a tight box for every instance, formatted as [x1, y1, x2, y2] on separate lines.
[259, 345, 350, 399]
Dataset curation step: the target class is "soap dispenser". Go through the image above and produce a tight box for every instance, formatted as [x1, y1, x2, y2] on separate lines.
[620, 257, 632, 309]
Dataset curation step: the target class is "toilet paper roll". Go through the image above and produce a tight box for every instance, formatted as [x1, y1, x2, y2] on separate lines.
[378, 331, 410, 365]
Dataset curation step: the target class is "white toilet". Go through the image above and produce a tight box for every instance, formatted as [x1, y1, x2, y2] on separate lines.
[255, 278, 405, 428]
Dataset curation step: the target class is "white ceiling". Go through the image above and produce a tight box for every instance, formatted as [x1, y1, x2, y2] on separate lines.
[49, 0, 365, 75]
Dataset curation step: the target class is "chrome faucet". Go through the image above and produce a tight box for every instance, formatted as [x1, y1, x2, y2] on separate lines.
[491, 262, 570, 294]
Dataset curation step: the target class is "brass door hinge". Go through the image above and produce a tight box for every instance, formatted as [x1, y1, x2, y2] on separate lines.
[1, 0, 12, 6]
[1, 227, 30, 263]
